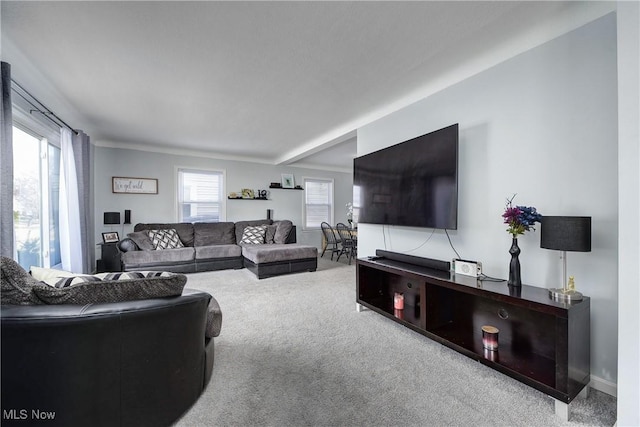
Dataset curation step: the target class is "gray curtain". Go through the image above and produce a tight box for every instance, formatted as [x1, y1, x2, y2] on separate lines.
[72, 130, 91, 274]
[1, 62, 13, 258]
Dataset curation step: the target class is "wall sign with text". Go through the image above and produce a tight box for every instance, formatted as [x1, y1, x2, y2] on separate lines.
[112, 177, 158, 194]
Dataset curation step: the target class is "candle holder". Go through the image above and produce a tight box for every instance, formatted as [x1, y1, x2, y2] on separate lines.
[482, 325, 499, 351]
[394, 292, 404, 310]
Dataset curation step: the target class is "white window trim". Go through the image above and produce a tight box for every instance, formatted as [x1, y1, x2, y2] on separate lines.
[174, 166, 227, 222]
[302, 176, 334, 231]
[13, 105, 61, 148]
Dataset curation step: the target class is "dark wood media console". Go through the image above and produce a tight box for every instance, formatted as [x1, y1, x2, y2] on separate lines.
[356, 257, 590, 420]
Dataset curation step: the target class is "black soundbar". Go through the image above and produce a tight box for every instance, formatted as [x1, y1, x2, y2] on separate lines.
[375, 249, 451, 272]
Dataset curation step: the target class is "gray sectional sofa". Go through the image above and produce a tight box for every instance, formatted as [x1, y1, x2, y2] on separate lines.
[117, 219, 318, 279]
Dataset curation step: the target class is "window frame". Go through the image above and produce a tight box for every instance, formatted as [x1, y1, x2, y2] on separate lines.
[12, 110, 62, 269]
[302, 177, 334, 231]
[175, 167, 226, 223]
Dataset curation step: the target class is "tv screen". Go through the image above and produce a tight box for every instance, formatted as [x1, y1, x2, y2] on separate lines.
[353, 123, 458, 229]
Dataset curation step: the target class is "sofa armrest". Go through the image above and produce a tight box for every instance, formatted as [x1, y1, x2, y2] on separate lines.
[118, 238, 139, 253]
[205, 296, 222, 338]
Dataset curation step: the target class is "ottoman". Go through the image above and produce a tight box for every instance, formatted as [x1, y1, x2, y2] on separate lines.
[242, 244, 318, 279]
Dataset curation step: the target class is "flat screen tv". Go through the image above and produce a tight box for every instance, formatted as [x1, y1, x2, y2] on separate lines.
[353, 123, 458, 229]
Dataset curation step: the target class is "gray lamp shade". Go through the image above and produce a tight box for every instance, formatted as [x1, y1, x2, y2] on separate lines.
[103, 212, 121, 225]
[540, 216, 591, 252]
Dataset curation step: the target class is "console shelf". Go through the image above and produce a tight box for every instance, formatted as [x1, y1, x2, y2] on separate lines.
[356, 257, 590, 418]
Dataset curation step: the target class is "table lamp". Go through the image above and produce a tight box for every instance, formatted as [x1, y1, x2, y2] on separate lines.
[540, 216, 591, 302]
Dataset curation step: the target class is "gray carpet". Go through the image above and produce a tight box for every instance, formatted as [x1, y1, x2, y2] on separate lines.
[176, 257, 616, 427]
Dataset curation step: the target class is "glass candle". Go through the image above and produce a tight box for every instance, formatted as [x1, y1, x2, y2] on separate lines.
[482, 325, 499, 351]
[394, 292, 404, 310]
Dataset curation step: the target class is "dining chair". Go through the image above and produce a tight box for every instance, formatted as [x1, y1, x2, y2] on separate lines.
[320, 222, 341, 260]
[335, 222, 357, 265]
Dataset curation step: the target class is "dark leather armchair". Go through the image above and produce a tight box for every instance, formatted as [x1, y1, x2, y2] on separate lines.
[1, 289, 216, 427]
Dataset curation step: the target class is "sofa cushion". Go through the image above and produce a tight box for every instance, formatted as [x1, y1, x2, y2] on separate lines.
[127, 230, 155, 251]
[273, 220, 293, 244]
[234, 219, 272, 244]
[195, 244, 242, 260]
[122, 247, 195, 266]
[32, 272, 186, 305]
[134, 223, 195, 247]
[240, 225, 267, 244]
[242, 244, 317, 264]
[1, 257, 44, 305]
[265, 224, 277, 244]
[194, 222, 236, 246]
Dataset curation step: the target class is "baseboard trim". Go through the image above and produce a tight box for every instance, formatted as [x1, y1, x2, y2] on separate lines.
[590, 375, 617, 397]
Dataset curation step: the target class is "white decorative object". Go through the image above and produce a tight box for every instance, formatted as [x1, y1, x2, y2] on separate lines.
[281, 173, 294, 188]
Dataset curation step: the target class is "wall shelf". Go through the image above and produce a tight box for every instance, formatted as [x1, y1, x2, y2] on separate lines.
[269, 185, 303, 190]
[228, 197, 269, 200]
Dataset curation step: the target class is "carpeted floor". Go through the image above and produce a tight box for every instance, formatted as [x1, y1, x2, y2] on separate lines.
[176, 256, 616, 427]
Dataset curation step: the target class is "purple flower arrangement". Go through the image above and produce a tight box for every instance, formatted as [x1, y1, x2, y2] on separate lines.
[502, 195, 542, 237]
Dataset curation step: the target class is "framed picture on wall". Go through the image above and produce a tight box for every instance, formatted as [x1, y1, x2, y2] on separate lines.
[112, 177, 158, 194]
[281, 173, 294, 189]
[102, 232, 120, 243]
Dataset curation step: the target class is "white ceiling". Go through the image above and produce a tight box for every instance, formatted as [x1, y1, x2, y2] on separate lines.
[1, 1, 612, 172]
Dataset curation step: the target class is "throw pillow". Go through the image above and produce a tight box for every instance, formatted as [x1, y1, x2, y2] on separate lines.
[30, 266, 76, 286]
[1, 257, 44, 305]
[273, 220, 293, 244]
[127, 230, 155, 251]
[32, 271, 186, 305]
[240, 225, 267, 245]
[265, 224, 277, 244]
[148, 229, 184, 250]
[234, 220, 272, 244]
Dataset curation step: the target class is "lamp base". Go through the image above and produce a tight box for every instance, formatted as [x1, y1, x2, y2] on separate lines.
[549, 288, 583, 302]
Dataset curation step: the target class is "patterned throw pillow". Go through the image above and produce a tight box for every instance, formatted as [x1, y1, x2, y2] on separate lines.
[148, 229, 184, 250]
[240, 225, 267, 244]
[50, 271, 174, 288]
[30, 266, 77, 284]
[31, 271, 186, 305]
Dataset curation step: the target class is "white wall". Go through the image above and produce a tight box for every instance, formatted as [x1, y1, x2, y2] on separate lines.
[616, 1, 640, 425]
[358, 14, 618, 390]
[93, 146, 352, 257]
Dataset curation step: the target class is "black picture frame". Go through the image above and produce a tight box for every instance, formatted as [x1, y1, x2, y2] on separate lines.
[102, 231, 120, 243]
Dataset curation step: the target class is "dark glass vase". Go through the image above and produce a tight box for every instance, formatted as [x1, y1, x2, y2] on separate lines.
[508, 237, 522, 287]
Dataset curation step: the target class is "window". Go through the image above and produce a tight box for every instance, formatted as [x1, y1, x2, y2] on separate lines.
[13, 125, 61, 270]
[177, 168, 225, 222]
[303, 178, 333, 229]
[352, 184, 361, 224]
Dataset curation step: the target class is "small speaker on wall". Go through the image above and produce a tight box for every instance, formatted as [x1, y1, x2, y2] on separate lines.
[124, 209, 131, 224]
[267, 209, 273, 220]
[104, 212, 120, 225]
